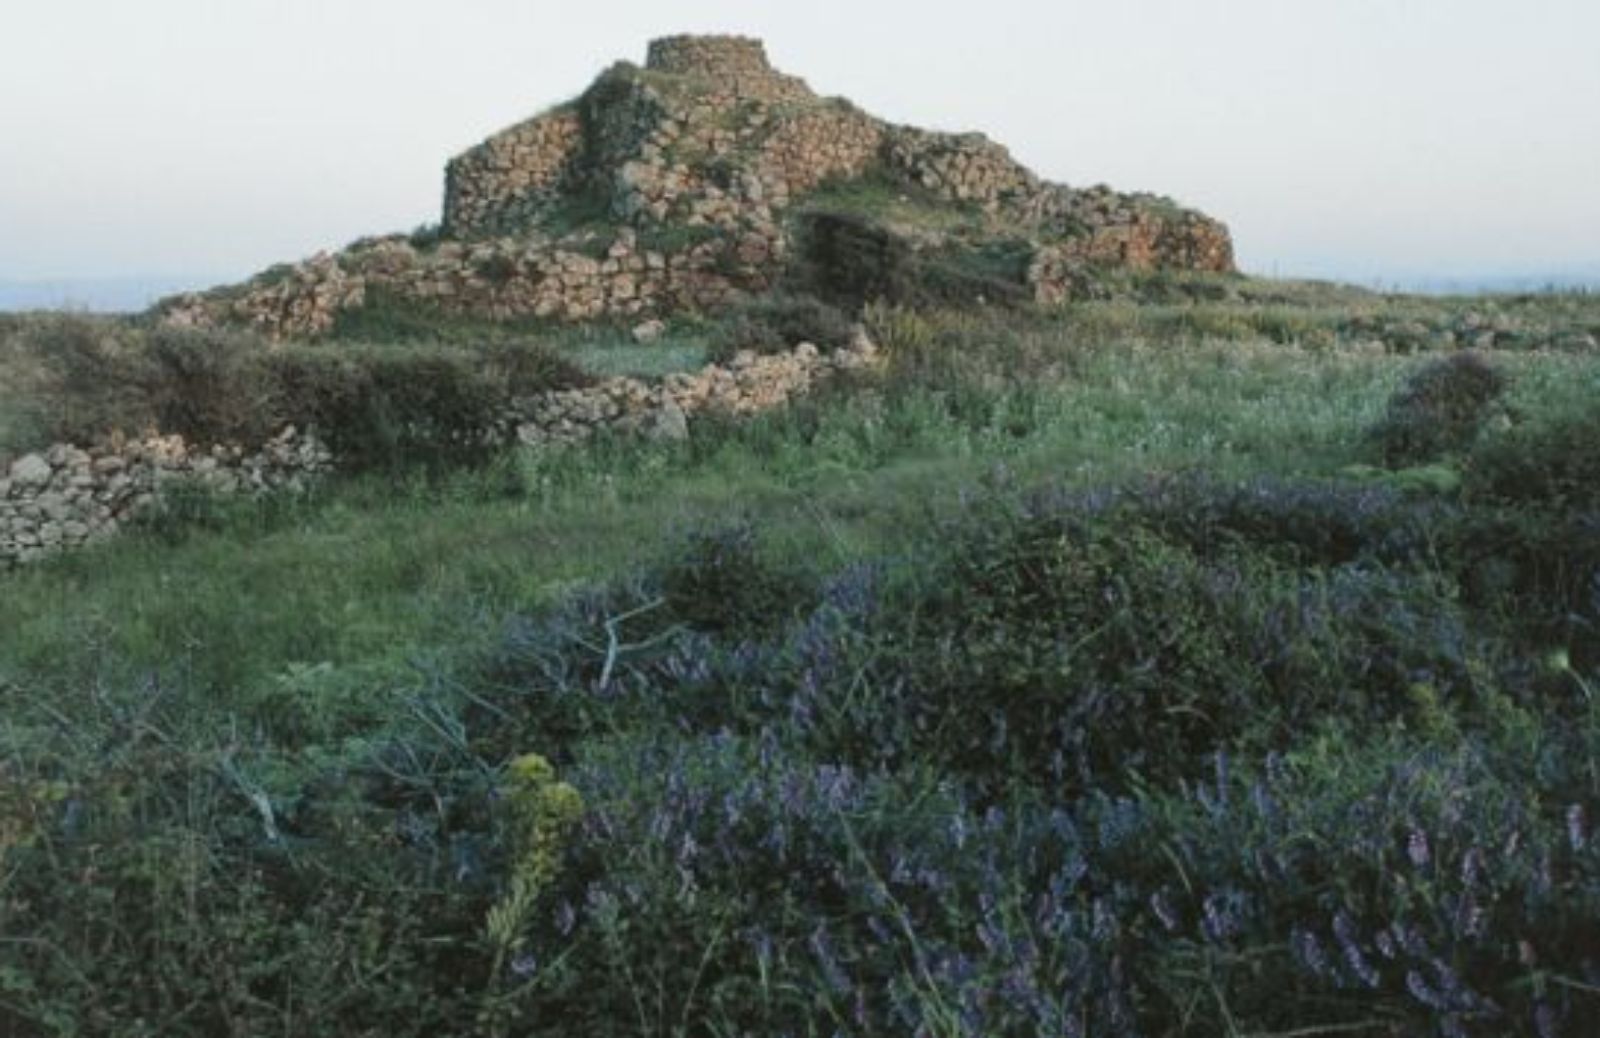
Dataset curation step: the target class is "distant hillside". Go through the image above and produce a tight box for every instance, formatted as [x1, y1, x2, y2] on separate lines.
[159, 33, 1234, 340]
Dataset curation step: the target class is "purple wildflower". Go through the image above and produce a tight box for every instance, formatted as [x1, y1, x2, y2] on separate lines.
[1459, 845, 1483, 887]
[1293, 928, 1333, 981]
[1567, 803, 1587, 852]
[1091, 899, 1117, 942]
[1333, 912, 1380, 989]
[1407, 828, 1432, 869]
[810, 926, 851, 995]
[1534, 1001, 1558, 1038]
[1405, 969, 1450, 1011]
[1149, 890, 1179, 933]
[1201, 892, 1242, 943]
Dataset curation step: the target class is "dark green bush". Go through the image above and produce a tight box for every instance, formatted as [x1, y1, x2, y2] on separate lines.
[705, 293, 855, 363]
[793, 210, 1028, 311]
[266, 343, 587, 471]
[1371, 351, 1510, 466]
[326, 289, 555, 345]
[655, 522, 817, 637]
[448, 482, 1600, 1035]
[794, 210, 917, 308]
[5, 314, 589, 470]
[0, 731, 493, 1036]
[1468, 401, 1600, 509]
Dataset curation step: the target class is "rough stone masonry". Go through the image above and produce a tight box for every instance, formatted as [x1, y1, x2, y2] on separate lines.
[1, 335, 881, 569]
[159, 34, 1234, 339]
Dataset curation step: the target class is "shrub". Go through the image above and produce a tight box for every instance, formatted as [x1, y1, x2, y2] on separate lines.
[706, 293, 855, 363]
[136, 325, 284, 444]
[5, 314, 589, 470]
[265, 343, 583, 471]
[326, 288, 555, 345]
[655, 522, 817, 637]
[15, 314, 160, 443]
[793, 210, 915, 309]
[1371, 351, 1510, 466]
[1467, 401, 1600, 510]
[792, 211, 1027, 311]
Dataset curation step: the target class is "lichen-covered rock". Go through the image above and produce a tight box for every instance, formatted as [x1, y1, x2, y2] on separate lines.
[8, 454, 52, 487]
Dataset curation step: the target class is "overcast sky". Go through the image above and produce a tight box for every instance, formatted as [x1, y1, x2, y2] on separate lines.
[3, 0, 1597, 296]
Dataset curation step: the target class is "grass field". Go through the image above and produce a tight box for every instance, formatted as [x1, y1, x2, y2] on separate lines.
[2, 285, 1599, 1035]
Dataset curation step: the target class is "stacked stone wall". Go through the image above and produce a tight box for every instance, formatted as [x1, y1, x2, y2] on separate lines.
[1, 429, 330, 568]
[162, 224, 785, 338]
[644, 35, 813, 104]
[1, 337, 878, 570]
[443, 109, 583, 237]
[757, 106, 884, 200]
[509, 332, 879, 445]
[882, 128, 1041, 212]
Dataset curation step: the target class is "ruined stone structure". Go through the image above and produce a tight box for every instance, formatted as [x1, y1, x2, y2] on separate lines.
[160, 34, 1234, 339]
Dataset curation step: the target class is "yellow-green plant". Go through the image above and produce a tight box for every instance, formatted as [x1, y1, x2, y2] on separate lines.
[483, 754, 583, 998]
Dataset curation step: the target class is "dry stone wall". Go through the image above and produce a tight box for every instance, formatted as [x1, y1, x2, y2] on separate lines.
[163, 224, 783, 338]
[643, 35, 814, 105]
[1, 429, 331, 569]
[1, 337, 879, 570]
[510, 332, 879, 446]
[883, 128, 1041, 213]
[443, 109, 583, 238]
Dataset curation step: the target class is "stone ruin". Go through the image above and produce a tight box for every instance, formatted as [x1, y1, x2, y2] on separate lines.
[160, 34, 1235, 339]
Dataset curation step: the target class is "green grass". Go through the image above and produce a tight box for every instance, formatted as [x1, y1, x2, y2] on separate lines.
[7, 317, 1592, 722]
[4, 288, 1600, 1034]
[533, 320, 710, 378]
[796, 168, 997, 239]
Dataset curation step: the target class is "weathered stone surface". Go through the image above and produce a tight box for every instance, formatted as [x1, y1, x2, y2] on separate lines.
[9, 454, 51, 487]
[647, 400, 690, 442]
[632, 318, 667, 343]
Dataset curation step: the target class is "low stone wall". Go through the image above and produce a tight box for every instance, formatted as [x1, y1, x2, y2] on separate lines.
[510, 333, 880, 446]
[1, 337, 880, 569]
[161, 225, 785, 338]
[1, 428, 331, 568]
